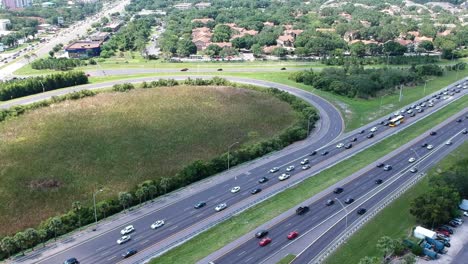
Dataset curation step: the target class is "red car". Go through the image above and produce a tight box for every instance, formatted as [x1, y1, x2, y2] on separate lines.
[287, 231, 299, 240]
[259, 237, 272, 247]
[436, 229, 450, 237]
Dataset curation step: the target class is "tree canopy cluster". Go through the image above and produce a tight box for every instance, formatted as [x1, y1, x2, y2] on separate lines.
[31, 58, 85, 71]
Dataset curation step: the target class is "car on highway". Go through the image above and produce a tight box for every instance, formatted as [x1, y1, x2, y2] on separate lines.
[446, 140, 452, 145]
[217, 68, 223, 71]
[344, 198, 354, 204]
[357, 208, 367, 215]
[286, 165, 295, 172]
[258, 177, 269, 183]
[336, 143, 344, 148]
[231, 186, 241, 193]
[280, 67, 286, 70]
[384, 165, 392, 171]
[300, 158, 309, 165]
[180, 68, 189, 71]
[120, 225, 135, 235]
[255, 230, 268, 238]
[296, 206, 309, 215]
[421, 143, 428, 148]
[117, 235, 131, 245]
[309, 150, 317, 156]
[251, 188, 262, 194]
[63, 258, 80, 264]
[375, 179, 383, 184]
[269, 167, 280, 173]
[350, 137, 357, 142]
[376, 163, 384, 168]
[151, 220, 164, 229]
[334, 187, 344, 194]
[194, 201, 206, 209]
[359, 129, 365, 134]
[427, 144, 434, 150]
[278, 173, 290, 181]
[370, 127, 378, 132]
[367, 133, 374, 138]
[410, 167, 418, 173]
[259, 237, 272, 246]
[408, 157, 416, 163]
[463, 129, 468, 134]
[287, 231, 299, 240]
[215, 203, 227, 212]
[326, 199, 334, 206]
[430, 131, 437, 136]
[302, 164, 311, 170]
[344, 143, 353, 149]
[321, 151, 329, 156]
[122, 249, 138, 258]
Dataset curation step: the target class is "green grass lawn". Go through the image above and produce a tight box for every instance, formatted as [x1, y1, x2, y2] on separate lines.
[150, 95, 466, 264]
[325, 141, 468, 264]
[0, 86, 298, 236]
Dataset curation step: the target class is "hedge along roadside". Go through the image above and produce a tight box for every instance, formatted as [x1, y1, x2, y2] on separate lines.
[0, 71, 89, 101]
[0, 77, 319, 260]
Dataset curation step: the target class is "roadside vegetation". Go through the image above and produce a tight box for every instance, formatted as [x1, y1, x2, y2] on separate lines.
[150, 93, 466, 263]
[326, 142, 468, 264]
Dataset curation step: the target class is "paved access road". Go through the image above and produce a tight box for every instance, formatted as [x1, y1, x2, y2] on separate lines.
[213, 110, 467, 264]
[8, 77, 467, 264]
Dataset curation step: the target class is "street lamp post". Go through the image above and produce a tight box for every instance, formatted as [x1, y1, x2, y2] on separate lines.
[227, 141, 239, 171]
[335, 197, 348, 230]
[307, 115, 315, 138]
[411, 148, 421, 160]
[39, 80, 45, 93]
[93, 188, 103, 231]
[423, 80, 427, 97]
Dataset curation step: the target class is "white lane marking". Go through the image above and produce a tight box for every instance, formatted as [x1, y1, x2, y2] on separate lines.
[169, 225, 179, 231]
[286, 223, 292, 227]
[101, 251, 110, 256]
[214, 198, 221, 203]
[96, 246, 106, 252]
[183, 207, 191, 212]
[140, 239, 149, 245]
[107, 255, 117, 261]
[238, 251, 246, 257]
[245, 256, 254, 263]
[195, 213, 204, 218]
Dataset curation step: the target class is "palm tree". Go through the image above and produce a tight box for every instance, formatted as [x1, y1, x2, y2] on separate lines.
[160, 177, 171, 194]
[377, 236, 395, 260]
[72, 201, 82, 228]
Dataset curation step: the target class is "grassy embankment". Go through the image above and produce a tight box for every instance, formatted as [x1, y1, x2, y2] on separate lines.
[325, 141, 468, 264]
[150, 95, 466, 263]
[0, 86, 297, 236]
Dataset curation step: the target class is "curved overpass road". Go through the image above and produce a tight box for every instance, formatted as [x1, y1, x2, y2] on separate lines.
[7, 77, 467, 264]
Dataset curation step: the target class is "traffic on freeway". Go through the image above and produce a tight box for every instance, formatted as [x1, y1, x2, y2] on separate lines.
[212, 111, 467, 264]
[13, 78, 467, 264]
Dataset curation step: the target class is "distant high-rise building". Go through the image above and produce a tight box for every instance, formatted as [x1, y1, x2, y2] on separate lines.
[2, 0, 32, 9]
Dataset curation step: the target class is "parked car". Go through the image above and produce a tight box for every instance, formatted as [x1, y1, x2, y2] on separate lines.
[120, 225, 135, 235]
[122, 249, 138, 258]
[194, 201, 206, 209]
[334, 187, 344, 194]
[259, 237, 272, 246]
[357, 208, 367, 215]
[255, 230, 268, 238]
[151, 220, 165, 229]
[117, 235, 131, 245]
[448, 220, 459, 227]
[258, 177, 269, 183]
[296, 206, 309, 215]
[439, 225, 454, 234]
[344, 198, 354, 204]
[287, 231, 299, 240]
[436, 229, 450, 237]
[326, 199, 334, 206]
[251, 188, 262, 194]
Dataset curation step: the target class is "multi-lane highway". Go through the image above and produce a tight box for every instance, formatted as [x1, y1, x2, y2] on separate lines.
[212, 110, 467, 264]
[8, 77, 467, 264]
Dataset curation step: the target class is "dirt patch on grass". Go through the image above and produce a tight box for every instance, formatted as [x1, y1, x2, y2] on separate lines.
[28, 179, 62, 191]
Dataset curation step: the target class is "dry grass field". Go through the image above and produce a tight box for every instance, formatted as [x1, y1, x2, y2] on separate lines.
[0, 86, 298, 235]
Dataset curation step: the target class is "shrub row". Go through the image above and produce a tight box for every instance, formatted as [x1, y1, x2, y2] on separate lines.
[31, 58, 85, 71]
[0, 77, 318, 260]
[0, 71, 88, 101]
[112, 83, 135, 92]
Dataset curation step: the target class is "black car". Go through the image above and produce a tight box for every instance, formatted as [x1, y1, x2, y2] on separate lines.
[350, 137, 357, 142]
[251, 188, 262, 194]
[359, 130, 365, 134]
[217, 68, 223, 71]
[258, 177, 269, 183]
[430, 131, 437, 136]
[194, 201, 206, 209]
[309, 150, 317, 156]
[379, 120, 385, 125]
[64, 258, 79, 264]
[456, 119, 462, 123]
[280, 67, 287, 70]
[255, 230, 269, 238]
[410, 112, 416, 117]
[463, 129, 468, 134]
[296, 206, 309, 215]
[344, 143, 353, 149]
[321, 151, 329, 156]
[334, 187, 344, 194]
[344, 198, 354, 204]
[376, 163, 384, 168]
[180, 68, 189, 71]
[326, 199, 334, 206]
[357, 208, 367, 215]
[375, 179, 383, 184]
[421, 143, 428, 147]
[122, 249, 138, 259]
[418, 108, 424, 113]
[367, 133, 374, 138]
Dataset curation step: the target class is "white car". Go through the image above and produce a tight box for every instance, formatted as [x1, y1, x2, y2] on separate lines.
[410, 167, 418, 173]
[120, 225, 135, 235]
[278, 173, 290, 181]
[445, 140, 452, 145]
[300, 159, 309, 165]
[427, 145, 434, 150]
[302, 164, 311, 170]
[336, 143, 344, 148]
[215, 203, 227, 212]
[117, 235, 131, 245]
[408, 157, 416, 163]
[231, 186, 241, 193]
[269, 167, 279, 173]
[286, 165, 295, 172]
[151, 220, 165, 229]
[370, 127, 378, 132]
[464, 211, 468, 217]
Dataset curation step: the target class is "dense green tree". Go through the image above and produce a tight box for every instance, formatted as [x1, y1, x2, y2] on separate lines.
[176, 39, 197, 57]
[383, 41, 407, 56]
[350, 42, 367, 57]
[0, 237, 16, 258]
[13, 232, 27, 255]
[118, 192, 133, 211]
[23, 228, 39, 251]
[211, 24, 232, 42]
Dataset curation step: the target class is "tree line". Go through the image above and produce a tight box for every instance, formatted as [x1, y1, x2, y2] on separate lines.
[31, 58, 87, 71]
[0, 77, 318, 259]
[0, 72, 88, 101]
[289, 64, 446, 99]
